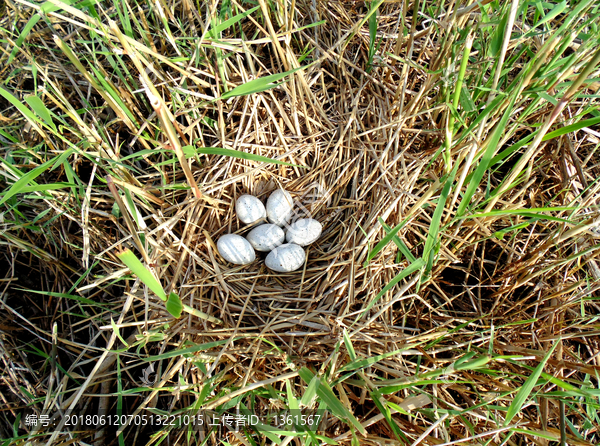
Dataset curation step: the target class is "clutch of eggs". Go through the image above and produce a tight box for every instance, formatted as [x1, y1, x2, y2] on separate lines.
[216, 234, 255, 265]
[246, 224, 285, 252]
[217, 189, 321, 271]
[265, 244, 305, 272]
[266, 189, 293, 226]
[235, 195, 266, 224]
[285, 218, 322, 246]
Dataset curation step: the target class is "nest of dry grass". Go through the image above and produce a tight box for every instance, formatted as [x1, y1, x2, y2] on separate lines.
[1, 0, 600, 444]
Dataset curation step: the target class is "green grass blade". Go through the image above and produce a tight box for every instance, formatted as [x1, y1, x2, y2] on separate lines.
[16, 289, 109, 307]
[339, 344, 425, 373]
[111, 317, 129, 347]
[456, 88, 518, 217]
[343, 329, 357, 361]
[0, 157, 57, 206]
[220, 66, 306, 100]
[380, 380, 448, 394]
[88, 64, 137, 125]
[115, 0, 133, 38]
[317, 379, 365, 434]
[144, 338, 234, 361]
[116, 249, 166, 301]
[454, 93, 507, 147]
[357, 258, 424, 321]
[423, 164, 459, 274]
[488, 132, 536, 168]
[504, 341, 558, 426]
[300, 375, 320, 407]
[367, 1, 378, 72]
[286, 379, 300, 411]
[24, 95, 57, 132]
[380, 220, 416, 263]
[364, 217, 409, 266]
[342, 0, 384, 50]
[8, 0, 101, 64]
[0, 86, 44, 132]
[543, 114, 600, 140]
[8, 15, 42, 64]
[459, 88, 476, 112]
[490, 4, 509, 57]
[10, 183, 77, 195]
[493, 222, 532, 240]
[0, 129, 18, 143]
[212, 5, 259, 35]
[371, 390, 408, 442]
[478, 212, 575, 224]
[523, 1, 567, 37]
[166, 292, 183, 318]
[191, 146, 306, 168]
[462, 207, 576, 222]
[454, 353, 491, 371]
[298, 367, 365, 434]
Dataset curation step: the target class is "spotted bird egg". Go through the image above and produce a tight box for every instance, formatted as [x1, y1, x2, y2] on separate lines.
[266, 189, 293, 226]
[217, 234, 256, 265]
[285, 218, 322, 246]
[265, 243, 306, 272]
[236, 195, 266, 225]
[246, 224, 285, 252]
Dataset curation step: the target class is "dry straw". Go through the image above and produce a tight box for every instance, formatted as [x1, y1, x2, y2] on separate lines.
[1, 0, 600, 445]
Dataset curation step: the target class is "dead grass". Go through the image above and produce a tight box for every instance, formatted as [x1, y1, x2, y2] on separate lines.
[1, 0, 600, 445]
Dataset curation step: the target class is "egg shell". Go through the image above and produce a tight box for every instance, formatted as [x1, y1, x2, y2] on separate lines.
[236, 195, 266, 225]
[285, 218, 322, 246]
[246, 224, 285, 252]
[265, 243, 305, 272]
[217, 234, 256, 265]
[266, 189, 293, 226]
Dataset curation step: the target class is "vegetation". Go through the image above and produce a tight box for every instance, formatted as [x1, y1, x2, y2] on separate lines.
[1, 0, 600, 444]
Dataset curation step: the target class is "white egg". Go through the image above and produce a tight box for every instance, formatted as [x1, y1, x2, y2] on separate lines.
[217, 234, 256, 265]
[236, 195, 266, 225]
[246, 224, 285, 252]
[265, 243, 305, 272]
[285, 218, 322, 246]
[266, 189, 293, 226]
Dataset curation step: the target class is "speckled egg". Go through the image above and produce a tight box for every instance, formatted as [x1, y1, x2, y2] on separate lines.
[246, 224, 285, 252]
[285, 218, 322, 246]
[217, 234, 256, 265]
[265, 243, 306, 272]
[236, 195, 266, 225]
[266, 189, 293, 226]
